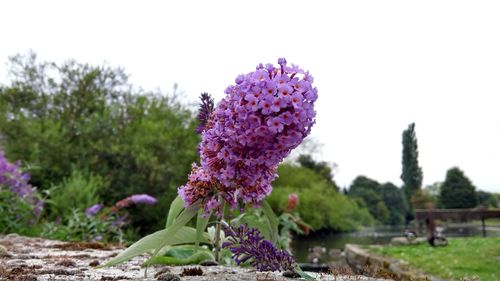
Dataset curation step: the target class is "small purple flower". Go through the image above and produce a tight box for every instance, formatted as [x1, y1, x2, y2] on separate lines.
[222, 224, 295, 272]
[259, 99, 273, 115]
[267, 117, 284, 134]
[291, 92, 303, 108]
[278, 84, 293, 102]
[85, 204, 103, 217]
[278, 112, 293, 126]
[244, 94, 260, 112]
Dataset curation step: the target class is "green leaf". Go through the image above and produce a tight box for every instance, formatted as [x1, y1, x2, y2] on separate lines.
[240, 214, 272, 241]
[195, 209, 211, 249]
[104, 204, 199, 267]
[166, 195, 184, 228]
[295, 266, 317, 281]
[164, 245, 199, 259]
[261, 200, 279, 244]
[143, 250, 214, 266]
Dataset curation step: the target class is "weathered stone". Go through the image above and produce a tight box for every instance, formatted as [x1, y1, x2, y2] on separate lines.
[390, 237, 427, 245]
[156, 272, 181, 281]
[0, 244, 11, 257]
[0, 235, 390, 280]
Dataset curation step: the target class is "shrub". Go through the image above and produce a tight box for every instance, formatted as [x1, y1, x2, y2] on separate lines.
[0, 152, 43, 235]
[268, 164, 373, 231]
[0, 52, 200, 234]
[46, 168, 104, 220]
[41, 194, 158, 243]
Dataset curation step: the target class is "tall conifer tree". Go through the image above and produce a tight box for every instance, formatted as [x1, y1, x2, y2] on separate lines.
[401, 123, 423, 204]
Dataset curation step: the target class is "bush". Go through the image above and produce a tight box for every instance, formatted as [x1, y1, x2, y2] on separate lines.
[0, 189, 41, 235]
[46, 168, 103, 220]
[0, 152, 43, 235]
[268, 164, 374, 232]
[0, 52, 200, 234]
[41, 208, 123, 243]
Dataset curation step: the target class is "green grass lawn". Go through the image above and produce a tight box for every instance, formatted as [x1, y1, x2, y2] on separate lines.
[370, 237, 500, 281]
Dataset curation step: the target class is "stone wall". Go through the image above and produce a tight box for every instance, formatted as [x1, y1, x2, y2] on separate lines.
[344, 244, 449, 281]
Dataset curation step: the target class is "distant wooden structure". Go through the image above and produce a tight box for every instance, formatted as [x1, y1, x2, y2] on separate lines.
[415, 208, 500, 237]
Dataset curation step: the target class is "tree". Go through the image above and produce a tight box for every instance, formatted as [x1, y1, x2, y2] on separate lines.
[476, 191, 498, 208]
[401, 123, 423, 203]
[268, 164, 374, 231]
[410, 189, 436, 209]
[348, 176, 390, 224]
[439, 167, 478, 209]
[297, 154, 337, 190]
[380, 183, 408, 225]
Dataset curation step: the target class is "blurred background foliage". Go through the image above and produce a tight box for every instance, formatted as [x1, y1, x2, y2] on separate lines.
[0, 52, 199, 237]
[268, 163, 374, 232]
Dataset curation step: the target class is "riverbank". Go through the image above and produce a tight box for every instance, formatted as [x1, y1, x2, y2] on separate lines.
[344, 244, 435, 281]
[0, 234, 390, 281]
[292, 223, 500, 264]
[369, 237, 500, 281]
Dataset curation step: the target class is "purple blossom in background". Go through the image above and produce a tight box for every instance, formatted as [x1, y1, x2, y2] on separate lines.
[111, 214, 128, 229]
[129, 194, 157, 205]
[85, 203, 103, 217]
[196, 92, 215, 134]
[0, 152, 43, 217]
[179, 58, 317, 212]
[222, 224, 295, 272]
[116, 194, 158, 208]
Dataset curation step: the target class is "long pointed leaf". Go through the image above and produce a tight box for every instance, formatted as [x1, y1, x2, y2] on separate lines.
[296, 267, 317, 281]
[262, 200, 279, 244]
[104, 204, 199, 267]
[195, 209, 211, 249]
[166, 196, 184, 228]
[239, 214, 272, 241]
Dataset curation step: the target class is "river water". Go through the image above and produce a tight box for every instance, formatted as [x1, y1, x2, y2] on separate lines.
[290, 223, 500, 263]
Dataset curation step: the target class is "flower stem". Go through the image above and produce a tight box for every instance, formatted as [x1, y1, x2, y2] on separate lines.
[213, 197, 226, 263]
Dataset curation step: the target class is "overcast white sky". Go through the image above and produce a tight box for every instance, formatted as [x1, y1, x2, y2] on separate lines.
[1, 0, 499, 192]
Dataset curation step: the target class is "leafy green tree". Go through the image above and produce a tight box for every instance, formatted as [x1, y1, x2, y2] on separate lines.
[0, 52, 200, 234]
[380, 183, 408, 225]
[410, 189, 436, 209]
[401, 123, 423, 203]
[476, 191, 498, 208]
[439, 167, 478, 209]
[348, 176, 390, 224]
[268, 164, 374, 231]
[297, 154, 337, 190]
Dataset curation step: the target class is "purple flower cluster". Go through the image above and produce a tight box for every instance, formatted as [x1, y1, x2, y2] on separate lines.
[115, 194, 158, 208]
[0, 152, 43, 216]
[222, 224, 295, 272]
[195, 92, 215, 134]
[179, 58, 317, 212]
[85, 203, 103, 217]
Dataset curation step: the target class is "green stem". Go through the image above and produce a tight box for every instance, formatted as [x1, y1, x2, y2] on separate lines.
[213, 197, 226, 263]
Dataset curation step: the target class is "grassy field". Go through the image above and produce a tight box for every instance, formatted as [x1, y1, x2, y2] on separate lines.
[370, 237, 500, 281]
